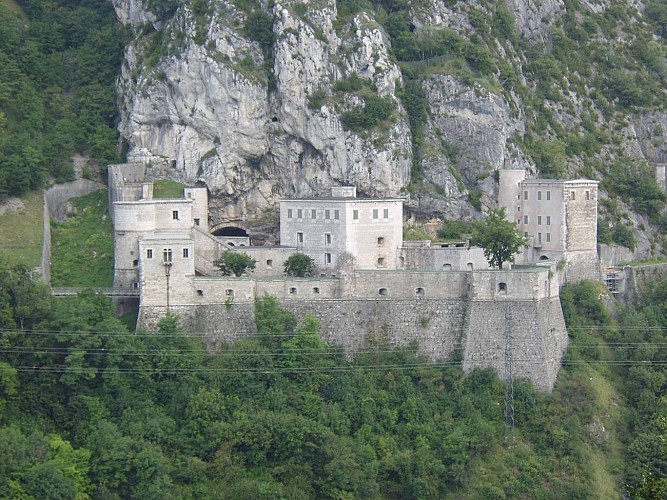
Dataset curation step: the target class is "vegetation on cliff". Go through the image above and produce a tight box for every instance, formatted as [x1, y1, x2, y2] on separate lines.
[0, 260, 665, 497]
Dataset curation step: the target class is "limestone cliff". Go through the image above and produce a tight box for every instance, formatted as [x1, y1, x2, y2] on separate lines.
[113, 0, 667, 257]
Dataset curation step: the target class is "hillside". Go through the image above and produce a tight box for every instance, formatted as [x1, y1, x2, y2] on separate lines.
[110, 0, 667, 258]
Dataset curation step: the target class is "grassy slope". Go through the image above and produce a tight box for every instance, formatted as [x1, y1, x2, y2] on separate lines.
[50, 189, 114, 287]
[0, 191, 44, 268]
[153, 179, 185, 198]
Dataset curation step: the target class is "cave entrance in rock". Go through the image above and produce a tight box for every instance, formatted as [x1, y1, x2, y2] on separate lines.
[213, 226, 249, 238]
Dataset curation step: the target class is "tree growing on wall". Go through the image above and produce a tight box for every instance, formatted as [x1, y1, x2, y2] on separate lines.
[471, 208, 528, 269]
[215, 252, 256, 277]
[284, 253, 315, 277]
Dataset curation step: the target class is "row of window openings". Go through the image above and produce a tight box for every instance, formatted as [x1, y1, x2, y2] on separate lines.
[144, 248, 189, 262]
[171, 210, 201, 226]
[297, 233, 385, 247]
[523, 232, 552, 243]
[518, 215, 552, 225]
[521, 190, 590, 201]
[353, 208, 389, 220]
[288, 208, 340, 220]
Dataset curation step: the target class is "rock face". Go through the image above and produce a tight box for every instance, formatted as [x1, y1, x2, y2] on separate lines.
[113, 0, 667, 257]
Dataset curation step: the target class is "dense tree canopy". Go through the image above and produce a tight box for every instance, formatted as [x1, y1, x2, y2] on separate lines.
[1, 259, 665, 497]
[215, 251, 257, 277]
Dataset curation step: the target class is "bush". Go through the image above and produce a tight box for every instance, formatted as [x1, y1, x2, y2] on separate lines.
[215, 252, 257, 277]
[340, 95, 396, 132]
[612, 223, 637, 251]
[284, 253, 315, 277]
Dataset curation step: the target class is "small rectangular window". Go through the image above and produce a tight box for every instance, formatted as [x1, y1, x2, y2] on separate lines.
[311, 209, 317, 219]
[163, 249, 173, 262]
[172, 210, 179, 220]
[383, 208, 389, 218]
[570, 191, 576, 200]
[353, 210, 358, 220]
[523, 215, 528, 224]
[194, 218, 200, 226]
[517, 219, 521, 224]
[546, 216, 551, 226]
[538, 216, 542, 225]
[325, 233, 332, 245]
[537, 191, 542, 200]
[297, 232, 304, 244]
[538, 232, 542, 243]
[288, 208, 293, 219]
[586, 190, 590, 200]
[546, 232, 551, 242]
[325, 209, 330, 219]
[524, 191, 528, 200]
[517, 206, 521, 212]
[373, 209, 379, 219]
[183, 248, 189, 258]
[334, 209, 340, 220]
[297, 209, 303, 218]
[325, 253, 332, 264]
[524, 231, 528, 237]
[133, 282, 139, 289]
[146, 249, 153, 259]
[546, 191, 551, 200]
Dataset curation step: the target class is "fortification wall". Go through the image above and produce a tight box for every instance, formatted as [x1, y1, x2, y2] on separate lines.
[462, 296, 567, 392]
[399, 245, 489, 271]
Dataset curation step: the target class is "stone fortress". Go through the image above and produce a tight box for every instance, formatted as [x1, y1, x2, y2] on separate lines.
[108, 163, 600, 392]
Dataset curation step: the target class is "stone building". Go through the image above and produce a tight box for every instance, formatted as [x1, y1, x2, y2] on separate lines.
[279, 186, 404, 270]
[499, 170, 599, 281]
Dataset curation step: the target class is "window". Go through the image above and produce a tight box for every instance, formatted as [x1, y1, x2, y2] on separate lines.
[225, 289, 234, 297]
[377, 257, 386, 267]
[325, 233, 332, 245]
[334, 209, 340, 220]
[194, 218, 200, 226]
[467, 263, 474, 270]
[416, 287, 425, 296]
[517, 219, 521, 224]
[524, 190, 528, 200]
[146, 249, 153, 259]
[546, 232, 551, 242]
[325, 253, 332, 265]
[538, 232, 542, 243]
[266, 259, 273, 269]
[297, 209, 303, 218]
[311, 209, 317, 219]
[546, 191, 551, 200]
[133, 259, 138, 267]
[313, 287, 320, 294]
[373, 209, 379, 219]
[133, 282, 139, 289]
[325, 209, 330, 219]
[353, 210, 359, 220]
[538, 216, 542, 225]
[289, 287, 297, 295]
[172, 210, 179, 220]
[378, 288, 388, 296]
[297, 232, 304, 244]
[288, 208, 293, 218]
[163, 249, 172, 262]
[183, 248, 189, 258]
[517, 206, 521, 212]
[586, 190, 590, 200]
[546, 216, 551, 226]
[377, 236, 385, 246]
[524, 231, 528, 237]
[498, 282, 507, 294]
[523, 215, 528, 224]
[570, 191, 576, 200]
[383, 208, 389, 218]
[197, 289, 204, 296]
[537, 191, 542, 200]
[443, 263, 452, 270]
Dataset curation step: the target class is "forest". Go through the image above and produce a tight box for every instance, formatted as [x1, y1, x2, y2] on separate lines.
[0, 259, 666, 498]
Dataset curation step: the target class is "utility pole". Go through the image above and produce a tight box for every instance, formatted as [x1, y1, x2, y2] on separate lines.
[504, 305, 515, 447]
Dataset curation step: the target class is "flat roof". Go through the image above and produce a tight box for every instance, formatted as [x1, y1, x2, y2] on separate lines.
[280, 197, 405, 203]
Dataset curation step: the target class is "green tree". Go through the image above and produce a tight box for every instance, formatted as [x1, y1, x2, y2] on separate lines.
[470, 208, 527, 269]
[215, 252, 256, 277]
[284, 253, 315, 277]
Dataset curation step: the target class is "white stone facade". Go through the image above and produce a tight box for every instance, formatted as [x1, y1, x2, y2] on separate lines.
[499, 170, 599, 281]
